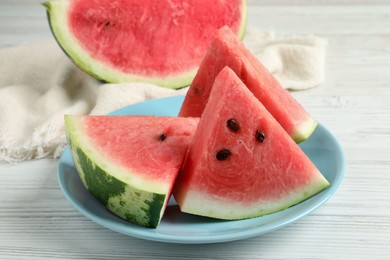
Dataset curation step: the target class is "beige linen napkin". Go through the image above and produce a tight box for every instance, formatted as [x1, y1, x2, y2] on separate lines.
[0, 28, 327, 162]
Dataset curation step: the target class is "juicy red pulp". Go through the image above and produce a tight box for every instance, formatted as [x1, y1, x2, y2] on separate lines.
[83, 116, 198, 182]
[68, 0, 244, 77]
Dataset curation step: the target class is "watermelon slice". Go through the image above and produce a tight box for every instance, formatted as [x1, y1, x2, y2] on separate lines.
[173, 67, 329, 220]
[64, 115, 199, 228]
[179, 26, 317, 143]
[43, 0, 247, 88]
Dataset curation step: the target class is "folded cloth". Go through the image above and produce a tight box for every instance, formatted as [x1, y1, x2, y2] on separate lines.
[0, 27, 327, 162]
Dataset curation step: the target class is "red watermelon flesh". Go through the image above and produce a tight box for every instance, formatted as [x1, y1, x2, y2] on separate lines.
[82, 116, 197, 182]
[173, 67, 329, 220]
[179, 26, 317, 143]
[65, 115, 199, 227]
[44, 0, 247, 88]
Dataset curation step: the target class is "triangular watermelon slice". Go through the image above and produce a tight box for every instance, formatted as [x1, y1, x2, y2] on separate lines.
[179, 26, 317, 143]
[65, 115, 199, 228]
[173, 67, 329, 220]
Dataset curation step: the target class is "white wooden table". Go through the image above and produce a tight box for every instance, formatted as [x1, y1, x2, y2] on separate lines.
[1, 1, 390, 259]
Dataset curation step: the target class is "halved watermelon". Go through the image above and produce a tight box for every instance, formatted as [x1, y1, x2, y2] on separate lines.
[65, 115, 199, 228]
[173, 67, 329, 220]
[43, 0, 247, 88]
[179, 26, 317, 143]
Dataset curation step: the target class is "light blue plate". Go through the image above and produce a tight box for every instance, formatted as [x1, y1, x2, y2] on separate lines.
[58, 96, 345, 244]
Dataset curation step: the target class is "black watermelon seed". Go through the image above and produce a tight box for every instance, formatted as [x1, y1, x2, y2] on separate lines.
[216, 149, 231, 161]
[227, 119, 239, 132]
[103, 20, 113, 28]
[255, 130, 265, 143]
[159, 133, 167, 142]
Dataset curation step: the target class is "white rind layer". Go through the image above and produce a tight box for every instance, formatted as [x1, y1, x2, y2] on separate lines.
[293, 117, 319, 144]
[177, 172, 329, 220]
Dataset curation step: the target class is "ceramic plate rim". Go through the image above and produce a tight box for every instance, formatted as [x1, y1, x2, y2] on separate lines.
[57, 96, 345, 244]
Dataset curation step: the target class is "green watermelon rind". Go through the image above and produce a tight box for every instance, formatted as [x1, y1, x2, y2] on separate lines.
[292, 117, 318, 144]
[178, 172, 329, 220]
[64, 116, 168, 228]
[43, 0, 248, 89]
[237, 0, 247, 40]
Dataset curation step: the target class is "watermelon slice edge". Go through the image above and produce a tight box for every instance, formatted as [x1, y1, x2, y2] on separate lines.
[43, 0, 247, 88]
